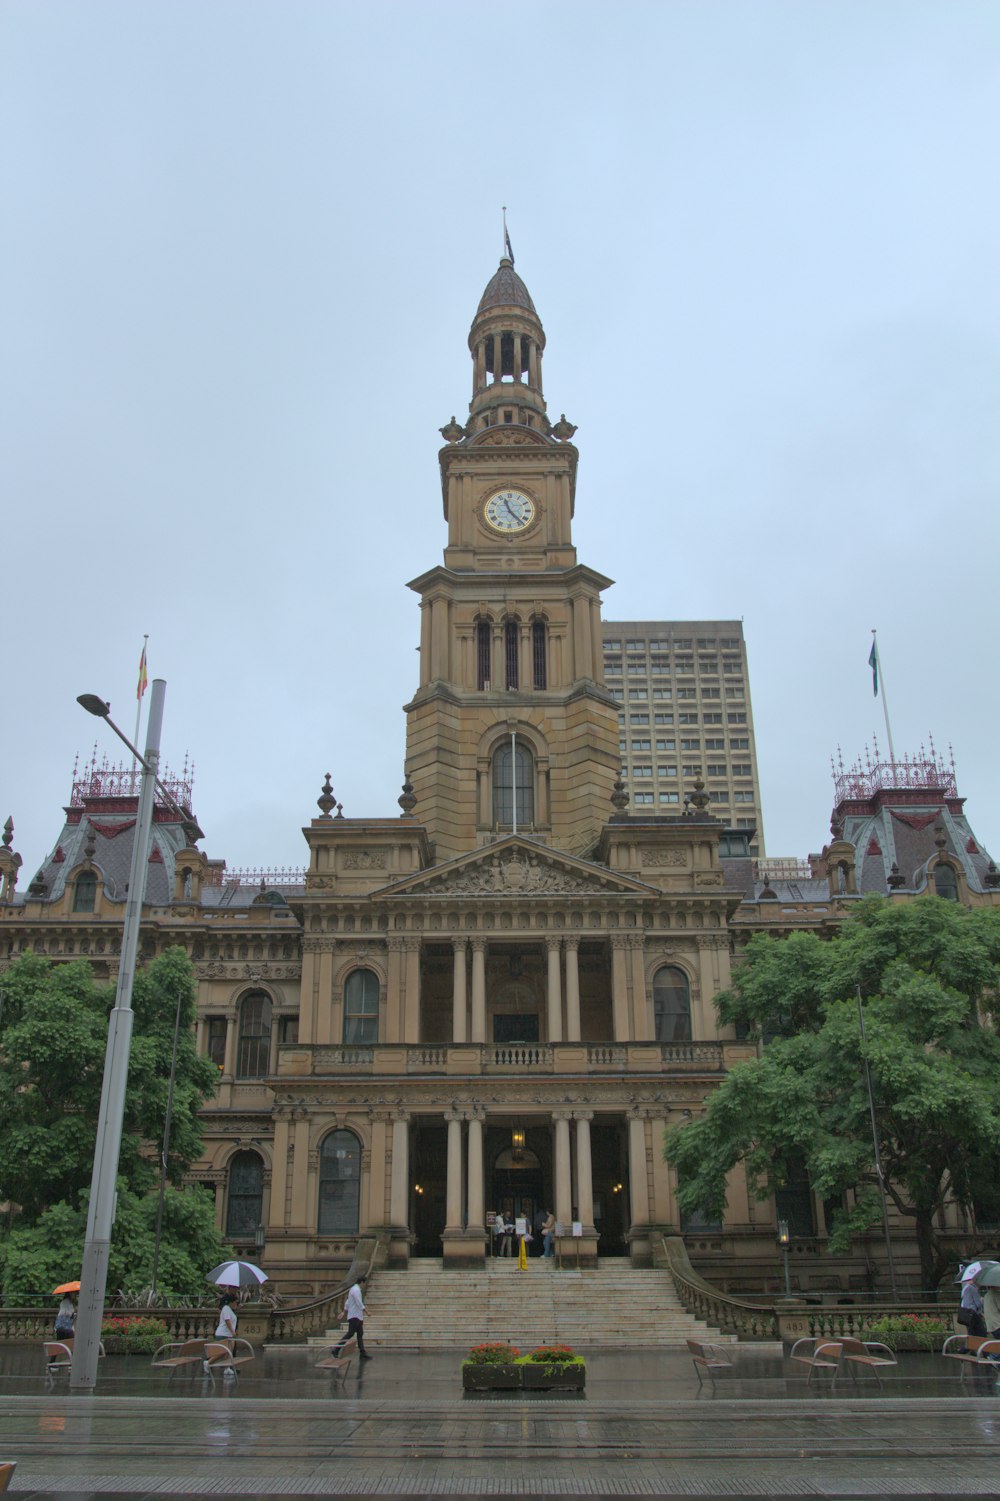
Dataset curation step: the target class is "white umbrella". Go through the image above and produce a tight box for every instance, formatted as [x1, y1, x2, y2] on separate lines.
[206, 1260, 268, 1289]
[958, 1259, 998, 1283]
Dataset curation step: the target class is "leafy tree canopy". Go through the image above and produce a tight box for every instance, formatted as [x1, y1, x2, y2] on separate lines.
[667, 897, 1000, 1287]
[0, 947, 225, 1302]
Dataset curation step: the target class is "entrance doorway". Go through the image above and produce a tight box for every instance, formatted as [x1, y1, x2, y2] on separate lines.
[491, 1146, 543, 1254]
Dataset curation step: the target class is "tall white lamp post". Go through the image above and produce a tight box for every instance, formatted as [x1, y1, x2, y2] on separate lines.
[71, 679, 166, 1389]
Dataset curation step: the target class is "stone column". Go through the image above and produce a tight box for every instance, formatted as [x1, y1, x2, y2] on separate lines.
[554, 1112, 573, 1225]
[471, 938, 487, 1043]
[386, 937, 405, 1042]
[528, 338, 538, 388]
[628, 1110, 650, 1227]
[389, 1111, 410, 1227]
[290, 1110, 311, 1231]
[574, 1111, 595, 1228]
[369, 1111, 389, 1228]
[467, 1110, 485, 1235]
[564, 938, 581, 1042]
[630, 936, 651, 1041]
[546, 937, 563, 1043]
[269, 1107, 292, 1233]
[402, 937, 421, 1043]
[452, 938, 468, 1042]
[430, 593, 449, 680]
[445, 1109, 464, 1231]
[610, 935, 631, 1041]
[223, 1008, 239, 1078]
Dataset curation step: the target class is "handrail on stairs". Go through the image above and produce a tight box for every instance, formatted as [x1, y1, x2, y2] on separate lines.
[658, 1235, 780, 1341]
[266, 1235, 386, 1344]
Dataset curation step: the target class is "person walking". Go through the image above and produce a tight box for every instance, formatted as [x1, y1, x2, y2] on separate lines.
[54, 1295, 76, 1340]
[333, 1274, 372, 1359]
[541, 1209, 556, 1259]
[207, 1294, 238, 1375]
[960, 1275, 987, 1338]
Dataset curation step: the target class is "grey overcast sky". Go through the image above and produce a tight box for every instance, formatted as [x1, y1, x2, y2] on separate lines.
[3, 1, 998, 885]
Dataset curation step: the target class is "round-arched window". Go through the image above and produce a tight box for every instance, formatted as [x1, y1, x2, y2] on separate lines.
[492, 741, 534, 828]
[236, 991, 272, 1078]
[933, 863, 959, 901]
[343, 969, 379, 1044]
[318, 1129, 362, 1234]
[73, 871, 97, 913]
[653, 965, 692, 1043]
[226, 1150, 264, 1238]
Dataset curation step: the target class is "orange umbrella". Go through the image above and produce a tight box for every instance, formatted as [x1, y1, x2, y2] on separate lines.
[52, 1281, 81, 1296]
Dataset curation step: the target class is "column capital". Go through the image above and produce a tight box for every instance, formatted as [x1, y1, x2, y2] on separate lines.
[386, 935, 408, 953]
[470, 936, 488, 954]
[545, 935, 562, 953]
[444, 1107, 465, 1124]
[468, 1106, 486, 1125]
[610, 933, 631, 951]
[391, 1107, 411, 1124]
[402, 936, 423, 953]
[551, 1108, 574, 1123]
[451, 936, 468, 954]
[368, 1107, 393, 1123]
[573, 1110, 594, 1123]
[563, 935, 580, 953]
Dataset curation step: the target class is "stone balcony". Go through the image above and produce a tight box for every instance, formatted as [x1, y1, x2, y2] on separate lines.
[275, 1040, 744, 1078]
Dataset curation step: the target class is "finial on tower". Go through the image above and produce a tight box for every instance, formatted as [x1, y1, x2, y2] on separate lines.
[502, 204, 514, 264]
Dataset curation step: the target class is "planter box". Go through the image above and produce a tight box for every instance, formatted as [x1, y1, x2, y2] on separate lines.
[520, 1362, 586, 1391]
[462, 1363, 521, 1391]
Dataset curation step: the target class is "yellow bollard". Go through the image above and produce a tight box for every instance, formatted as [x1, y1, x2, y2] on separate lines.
[517, 1236, 528, 1270]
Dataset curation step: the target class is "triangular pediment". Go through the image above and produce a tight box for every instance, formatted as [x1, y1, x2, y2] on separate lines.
[374, 836, 659, 899]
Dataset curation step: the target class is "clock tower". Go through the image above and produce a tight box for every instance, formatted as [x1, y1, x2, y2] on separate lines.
[404, 256, 620, 860]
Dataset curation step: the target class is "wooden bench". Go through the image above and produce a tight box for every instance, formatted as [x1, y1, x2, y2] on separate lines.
[152, 1337, 254, 1382]
[315, 1334, 358, 1381]
[942, 1334, 1000, 1379]
[0, 1461, 15, 1492]
[686, 1339, 734, 1390]
[788, 1337, 843, 1384]
[43, 1339, 105, 1383]
[838, 1336, 897, 1387]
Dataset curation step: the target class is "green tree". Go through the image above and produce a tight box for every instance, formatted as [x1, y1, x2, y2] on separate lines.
[0, 947, 225, 1299]
[666, 897, 1000, 1288]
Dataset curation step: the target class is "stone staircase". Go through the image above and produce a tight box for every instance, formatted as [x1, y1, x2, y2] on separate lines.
[309, 1257, 731, 1351]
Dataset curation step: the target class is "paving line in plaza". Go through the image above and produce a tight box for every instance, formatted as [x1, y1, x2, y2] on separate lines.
[8, 1464, 1000, 1496]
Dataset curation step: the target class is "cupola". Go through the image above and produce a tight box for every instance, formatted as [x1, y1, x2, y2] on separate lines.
[467, 257, 548, 433]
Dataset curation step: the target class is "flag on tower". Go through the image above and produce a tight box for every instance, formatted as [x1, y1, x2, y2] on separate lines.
[868, 640, 878, 697]
[137, 642, 149, 701]
[504, 225, 515, 264]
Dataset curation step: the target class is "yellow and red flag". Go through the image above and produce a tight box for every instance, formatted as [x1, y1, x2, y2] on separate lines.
[136, 642, 148, 700]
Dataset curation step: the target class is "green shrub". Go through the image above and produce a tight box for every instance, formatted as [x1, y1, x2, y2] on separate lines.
[463, 1342, 520, 1365]
[100, 1316, 170, 1354]
[864, 1313, 951, 1351]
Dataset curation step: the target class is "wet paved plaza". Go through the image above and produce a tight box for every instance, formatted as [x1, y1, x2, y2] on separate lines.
[0, 1343, 998, 1498]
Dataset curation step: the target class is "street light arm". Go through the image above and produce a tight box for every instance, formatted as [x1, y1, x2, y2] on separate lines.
[76, 691, 200, 839]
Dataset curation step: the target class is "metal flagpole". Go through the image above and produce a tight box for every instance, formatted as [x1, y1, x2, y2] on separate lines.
[870, 629, 896, 769]
[511, 730, 517, 836]
[129, 636, 149, 794]
[856, 984, 898, 1299]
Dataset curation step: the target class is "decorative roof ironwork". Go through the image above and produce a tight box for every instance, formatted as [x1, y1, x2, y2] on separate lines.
[69, 748, 195, 812]
[831, 736, 958, 805]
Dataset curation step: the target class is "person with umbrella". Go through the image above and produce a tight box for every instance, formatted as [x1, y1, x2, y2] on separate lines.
[52, 1281, 79, 1340]
[958, 1262, 989, 1337]
[204, 1260, 266, 1378]
[976, 1263, 1000, 1336]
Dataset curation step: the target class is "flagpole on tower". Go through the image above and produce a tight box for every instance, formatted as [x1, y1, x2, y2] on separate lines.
[130, 636, 149, 794]
[869, 629, 896, 769]
[502, 205, 514, 264]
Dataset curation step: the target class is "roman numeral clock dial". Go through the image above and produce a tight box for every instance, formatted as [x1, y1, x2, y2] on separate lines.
[484, 488, 536, 534]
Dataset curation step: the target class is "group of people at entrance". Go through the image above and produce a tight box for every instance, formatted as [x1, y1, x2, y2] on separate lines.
[491, 1209, 556, 1258]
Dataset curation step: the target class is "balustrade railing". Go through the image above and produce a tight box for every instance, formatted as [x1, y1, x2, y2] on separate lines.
[268, 1236, 382, 1343]
[660, 1236, 779, 1340]
[484, 1044, 552, 1069]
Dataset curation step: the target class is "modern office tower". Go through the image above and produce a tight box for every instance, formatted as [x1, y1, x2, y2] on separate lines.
[601, 620, 765, 856]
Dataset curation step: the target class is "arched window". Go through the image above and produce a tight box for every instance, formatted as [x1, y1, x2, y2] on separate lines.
[532, 620, 547, 690]
[73, 871, 97, 913]
[236, 991, 272, 1078]
[476, 621, 492, 690]
[492, 741, 534, 828]
[344, 968, 379, 1044]
[226, 1150, 264, 1238]
[318, 1129, 362, 1234]
[504, 620, 519, 690]
[934, 863, 959, 900]
[653, 965, 691, 1043]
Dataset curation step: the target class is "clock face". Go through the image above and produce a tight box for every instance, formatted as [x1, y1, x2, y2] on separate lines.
[484, 488, 536, 533]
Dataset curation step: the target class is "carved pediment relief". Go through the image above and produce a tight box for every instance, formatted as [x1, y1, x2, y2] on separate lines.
[376, 838, 657, 900]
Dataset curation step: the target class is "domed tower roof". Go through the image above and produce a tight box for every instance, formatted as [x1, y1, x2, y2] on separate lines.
[476, 257, 537, 316]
